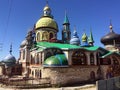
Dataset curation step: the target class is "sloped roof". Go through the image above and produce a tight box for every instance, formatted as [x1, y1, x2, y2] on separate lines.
[36, 42, 81, 50]
[36, 42, 108, 52]
[101, 51, 120, 58]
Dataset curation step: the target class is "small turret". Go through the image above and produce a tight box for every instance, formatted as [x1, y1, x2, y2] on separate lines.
[88, 30, 94, 46]
[62, 12, 71, 43]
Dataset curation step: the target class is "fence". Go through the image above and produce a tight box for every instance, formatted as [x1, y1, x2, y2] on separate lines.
[96, 77, 120, 90]
[0, 77, 51, 89]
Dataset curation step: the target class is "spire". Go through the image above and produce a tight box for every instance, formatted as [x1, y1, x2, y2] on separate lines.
[9, 43, 12, 55]
[46, 0, 48, 6]
[109, 20, 113, 32]
[88, 29, 94, 46]
[63, 11, 69, 24]
[43, 1, 52, 17]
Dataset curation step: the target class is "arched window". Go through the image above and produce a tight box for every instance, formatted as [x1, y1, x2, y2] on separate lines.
[31, 55, 35, 64]
[72, 51, 87, 65]
[46, 52, 52, 59]
[23, 50, 25, 59]
[90, 53, 94, 65]
[49, 32, 54, 39]
[96, 53, 99, 65]
[37, 32, 40, 41]
[112, 56, 119, 65]
[36, 54, 39, 64]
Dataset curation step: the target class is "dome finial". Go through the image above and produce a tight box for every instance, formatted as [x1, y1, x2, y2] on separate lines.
[46, 0, 49, 6]
[9, 43, 12, 55]
[109, 19, 113, 32]
[43, 0, 51, 16]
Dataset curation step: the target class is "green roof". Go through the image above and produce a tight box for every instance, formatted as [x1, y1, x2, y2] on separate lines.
[84, 46, 99, 51]
[36, 42, 80, 50]
[36, 42, 103, 51]
[101, 51, 120, 58]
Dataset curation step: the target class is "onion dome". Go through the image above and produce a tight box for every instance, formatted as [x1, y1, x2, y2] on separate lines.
[4, 54, 16, 64]
[20, 39, 28, 47]
[101, 23, 120, 45]
[81, 32, 89, 47]
[35, 4, 58, 31]
[3, 44, 16, 66]
[43, 5, 51, 11]
[43, 54, 68, 67]
[70, 28, 80, 45]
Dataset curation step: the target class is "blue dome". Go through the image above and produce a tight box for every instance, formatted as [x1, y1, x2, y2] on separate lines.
[70, 30, 80, 45]
[3, 54, 16, 64]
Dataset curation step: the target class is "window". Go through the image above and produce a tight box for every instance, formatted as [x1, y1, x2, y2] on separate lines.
[112, 56, 119, 65]
[31, 55, 35, 64]
[37, 32, 40, 41]
[90, 53, 94, 65]
[36, 54, 39, 64]
[23, 50, 25, 59]
[72, 51, 87, 65]
[46, 52, 52, 59]
[49, 33, 54, 39]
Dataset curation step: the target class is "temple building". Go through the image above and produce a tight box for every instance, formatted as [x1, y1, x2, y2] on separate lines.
[18, 3, 120, 85]
[1, 3, 120, 86]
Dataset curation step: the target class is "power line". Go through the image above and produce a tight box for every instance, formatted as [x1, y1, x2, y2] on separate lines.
[2, 0, 13, 49]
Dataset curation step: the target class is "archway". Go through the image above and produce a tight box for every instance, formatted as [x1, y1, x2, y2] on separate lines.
[72, 51, 87, 65]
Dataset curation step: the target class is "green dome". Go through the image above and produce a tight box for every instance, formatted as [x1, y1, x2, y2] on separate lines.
[43, 54, 68, 67]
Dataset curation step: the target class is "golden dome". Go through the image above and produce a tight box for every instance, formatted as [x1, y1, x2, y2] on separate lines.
[44, 5, 51, 11]
[35, 17, 58, 30]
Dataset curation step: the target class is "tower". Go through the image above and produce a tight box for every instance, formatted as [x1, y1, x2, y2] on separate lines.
[35, 3, 58, 42]
[62, 13, 71, 43]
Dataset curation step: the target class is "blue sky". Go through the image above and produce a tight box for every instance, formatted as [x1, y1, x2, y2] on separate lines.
[0, 0, 120, 60]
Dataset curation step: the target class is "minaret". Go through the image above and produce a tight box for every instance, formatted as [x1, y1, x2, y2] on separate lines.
[62, 12, 71, 43]
[88, 30, 94, 46]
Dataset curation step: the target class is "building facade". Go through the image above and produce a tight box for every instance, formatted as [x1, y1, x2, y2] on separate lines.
[1, 3, 120, 85]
